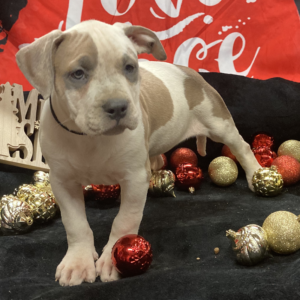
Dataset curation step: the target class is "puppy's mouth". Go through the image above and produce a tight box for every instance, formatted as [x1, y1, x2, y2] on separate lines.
[86, 122, 129, 136]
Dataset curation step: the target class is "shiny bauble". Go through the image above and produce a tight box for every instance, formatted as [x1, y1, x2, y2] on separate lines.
[149, 170, 176, 197]
[263, 211, 300, 254]
[175, 163, 203, 193]
[112, 234, 153, 277]
[1, 200, 34, 234]
[271, 155, 300, 186]
[26, 190, 57, 222]
[278, 140, 300, 162]
[33, 171, 50, 188]
[208, 157, 238, 187]
[170, 148, 198, 171]
[16, 184, 39, 202]
[91, 184, 121, 201]
[252, 146, 277, 167]
[221, 145, 238, 163]
[226, 224, 270, 266]
[252, 166, 283, 196]
[252, 133, 274, 149]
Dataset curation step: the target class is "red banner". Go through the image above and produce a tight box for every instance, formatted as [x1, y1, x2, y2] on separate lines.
[1, 0, 300, 91]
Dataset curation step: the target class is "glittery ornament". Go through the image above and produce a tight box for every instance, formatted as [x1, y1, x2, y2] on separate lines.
[26, 190, 57, 222]
[16, 184, 39, 201]
[221, 145, 238, 163]
[226, 224, 270, 266]
[252, 146, 277, 167]
[252, 166, 283, 196]
[33, 171, 50, 188]
[263, 211, 300, 254]
[91, 184, 120, 201]
[1, 200, 34, 234]
[149, 170, 176, 197]
[278, 140, 300, 162]
[170, 148, 198, 171]
[0, 194, 19, 209]
[175, 163, 203, 193]
[208, 157, 238, 187]
[112, 234, 153, 277]
[252, 133, 274, 149]
[160, 154, 168, 170]
[271, 155, 300, 186]
[0, 194, 19, 227]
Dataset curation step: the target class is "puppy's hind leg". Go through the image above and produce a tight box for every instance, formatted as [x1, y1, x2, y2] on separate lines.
[196, 135, 207, 157]
[207, 118, 261, 191]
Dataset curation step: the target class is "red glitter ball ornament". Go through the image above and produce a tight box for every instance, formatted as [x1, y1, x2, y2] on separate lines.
[170, 148, 198, 171]
[111, 234, 153, 277]
[271, 155, 300, 186]
[252, 133, 274, 149]
[160, 154, 168, 170]
[253, 146, 277, 167]
[221, 145, 238, 163]
[175, 163, 203, 193]
[83, 184, 120, 201]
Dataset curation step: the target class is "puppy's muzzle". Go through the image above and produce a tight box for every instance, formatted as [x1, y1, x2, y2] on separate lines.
[102, 99, 128, 123]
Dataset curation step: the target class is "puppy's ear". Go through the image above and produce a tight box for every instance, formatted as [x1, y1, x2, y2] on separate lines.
[114, 23, 167, 61]
[16, 30, 62, 99]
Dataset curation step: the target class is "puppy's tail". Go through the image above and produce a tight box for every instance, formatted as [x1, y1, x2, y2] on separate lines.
[196, 136, 207, 157]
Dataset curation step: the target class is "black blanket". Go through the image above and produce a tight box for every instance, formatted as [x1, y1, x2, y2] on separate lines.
[1, 72, 300, 300]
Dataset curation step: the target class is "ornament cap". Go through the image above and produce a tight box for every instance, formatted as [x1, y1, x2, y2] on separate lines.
[226, 229, 236, 240]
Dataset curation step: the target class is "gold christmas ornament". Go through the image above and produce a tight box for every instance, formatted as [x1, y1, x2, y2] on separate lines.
[149, 170, 176, 197]
[262, 211, 300, 254]
[33, 171, 50, 188]
[278, 140, 300, 162]
[16, 184, 39, 201]
[226, 224, 270, 266]
[0, 194, 20, 227]
[26, 190, 57, 222]
[208, 156, 238, 186]
[1, 200, 34, 234]
[252, 166, 283, 197]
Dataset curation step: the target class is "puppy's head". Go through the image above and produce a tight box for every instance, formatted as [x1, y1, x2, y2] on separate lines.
[16, 20, 166, 135]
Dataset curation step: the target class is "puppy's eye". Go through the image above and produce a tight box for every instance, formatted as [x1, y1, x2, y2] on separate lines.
[71, 70, 85, 80]
[125, 64, 135, 73]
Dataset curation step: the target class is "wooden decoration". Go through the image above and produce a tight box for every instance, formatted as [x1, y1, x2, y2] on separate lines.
[0, 83, 49, 171]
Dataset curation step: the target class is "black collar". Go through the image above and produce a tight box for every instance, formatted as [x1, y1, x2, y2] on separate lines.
[49, 97, 86, 136]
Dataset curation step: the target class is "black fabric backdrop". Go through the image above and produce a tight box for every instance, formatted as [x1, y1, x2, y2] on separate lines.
[1, 72, 300, 300]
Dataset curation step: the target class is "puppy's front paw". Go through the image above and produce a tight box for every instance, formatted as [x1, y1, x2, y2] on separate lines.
[96, 248, 120, 282]
[55, 247, 98, 286]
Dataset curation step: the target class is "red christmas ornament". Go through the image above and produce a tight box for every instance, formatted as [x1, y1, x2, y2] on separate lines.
[92, 184, 120, 200]
[175, 163, 203, 193]
[253, 146, 277, 167]
[271, 155, 300, 186]
[170, 148, 198, 171]
[252, 133, 274, 149]
[221, 145, 238, 163]
[83, 184, 120, 201]
[160, 154, 168, 170]
[111, 234, 153, 277]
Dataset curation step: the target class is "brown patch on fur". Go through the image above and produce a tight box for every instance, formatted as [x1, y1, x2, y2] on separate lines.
[176, 65, 231, 120]
[53, 30, 98, 98]
[0, 86, 4, 93]
[139, 68, 174, 136]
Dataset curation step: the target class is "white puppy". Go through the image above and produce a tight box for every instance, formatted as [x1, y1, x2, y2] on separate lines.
[16, 20, 261, 286]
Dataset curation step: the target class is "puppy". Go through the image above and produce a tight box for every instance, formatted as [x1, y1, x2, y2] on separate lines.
[16, 20, 261, 286]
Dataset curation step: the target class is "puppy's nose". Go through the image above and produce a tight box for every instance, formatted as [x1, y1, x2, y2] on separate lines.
[102, 99, 128, 122]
